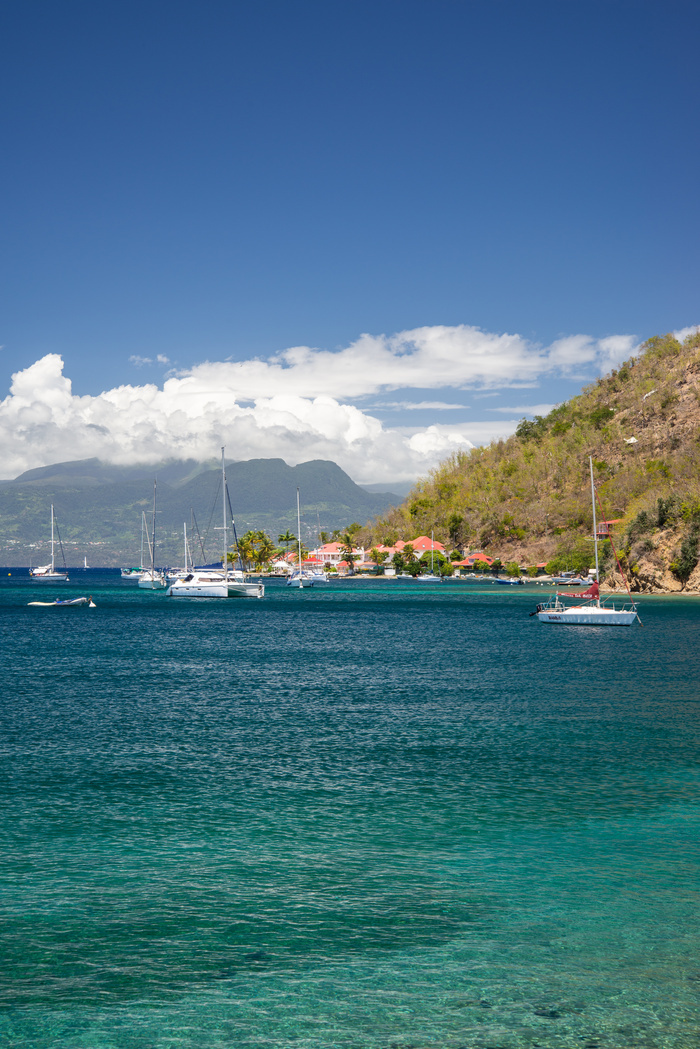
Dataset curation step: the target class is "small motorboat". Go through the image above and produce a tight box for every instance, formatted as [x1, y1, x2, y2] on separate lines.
[28, 596, 96, 608]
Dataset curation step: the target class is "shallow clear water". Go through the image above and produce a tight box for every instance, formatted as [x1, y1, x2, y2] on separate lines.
[1, 573, 699, 1047]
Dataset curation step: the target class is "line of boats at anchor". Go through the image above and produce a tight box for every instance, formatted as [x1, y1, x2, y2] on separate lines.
[122, 449, 265, 599]
[26, 455, 642, 625]
[121, 481, 323, 594]
[28, 449, 264, 600]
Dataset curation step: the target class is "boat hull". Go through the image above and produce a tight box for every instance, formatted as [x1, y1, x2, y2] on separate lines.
[227, 582, 265, 598]
[537, 607, 637, 625]
[138, 574, 166, 589]
[167, 572, 264, 598]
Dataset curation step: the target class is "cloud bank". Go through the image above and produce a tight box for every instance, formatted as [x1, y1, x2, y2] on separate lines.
[1, 325, 639, 483]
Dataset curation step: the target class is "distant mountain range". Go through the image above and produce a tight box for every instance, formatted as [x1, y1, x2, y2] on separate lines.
[0, 457, 403, 566]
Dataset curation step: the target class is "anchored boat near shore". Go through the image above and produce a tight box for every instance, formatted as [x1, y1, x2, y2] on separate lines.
[167, 448, 264, 599]
[30, 505, 69, 582]
[532, 458, 640, 626]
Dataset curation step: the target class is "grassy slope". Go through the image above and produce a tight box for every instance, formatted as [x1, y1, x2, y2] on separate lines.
[360, 330, 700, 589]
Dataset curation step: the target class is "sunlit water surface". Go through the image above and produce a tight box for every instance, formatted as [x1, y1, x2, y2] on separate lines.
[1, 572, 699, 1048]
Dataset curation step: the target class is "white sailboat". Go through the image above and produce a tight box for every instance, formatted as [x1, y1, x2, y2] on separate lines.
[122, 513, 148, 577]
[417, 530, 440, 581]
[138, 482, 166, 590]
[287, 488, 307, 588]
[167, 449, 264, 598]
[165, 523, 192, 584]
[30, 505, 69, 581]
[533, 459, 640, 626]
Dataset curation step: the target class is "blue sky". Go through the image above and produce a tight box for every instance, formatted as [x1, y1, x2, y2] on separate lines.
[1, 0, 698, 482]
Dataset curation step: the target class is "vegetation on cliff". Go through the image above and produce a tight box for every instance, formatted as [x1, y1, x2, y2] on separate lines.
[360, 329, 700, 590]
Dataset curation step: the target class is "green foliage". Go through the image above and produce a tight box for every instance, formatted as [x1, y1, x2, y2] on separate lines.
[505, 561, 521, 577]
[670, 525, 700, 585]
[447, 512, 466, 545]
[546, 536, 595, 575]
[515, 416, 548, 442]
[419, 550, 447, 568]
[369, 546, 385, 570]
[588, 406, 615, 429]
[236, 530, 277, 570]
[679, 500, 700, 523]
[643, 333, 682, 360]
[526, 565, 539, 577]
[473, 560, 491, 572]
[408, 498, 432, 518]
[657, 496, 678, 528]
[626, 510, 653, 544]
[278, 529, 296, 551]
[338, 533, 360, 572]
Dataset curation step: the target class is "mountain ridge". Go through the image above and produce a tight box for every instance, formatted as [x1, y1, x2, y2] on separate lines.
[0, 457, 401, 566]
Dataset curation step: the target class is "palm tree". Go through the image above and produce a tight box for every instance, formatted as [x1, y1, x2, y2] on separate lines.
[369, 547, 385, 573]
[278, 530, 296, 556]
[339, 533, 359, 574]
[252, 531, 276, 571]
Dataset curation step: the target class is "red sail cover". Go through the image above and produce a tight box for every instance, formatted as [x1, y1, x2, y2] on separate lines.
[560, 580, 599, 598]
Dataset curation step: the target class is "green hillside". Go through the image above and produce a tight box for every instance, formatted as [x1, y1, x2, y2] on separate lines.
[0, 458, 400, 566]
[361, 329, 700, 590]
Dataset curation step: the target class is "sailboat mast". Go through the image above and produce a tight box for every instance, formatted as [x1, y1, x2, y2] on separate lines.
[589, 457, 600, 584]
[296, 487, 303, 588]
[50, 504, 55, 571]
[222, 448, 228, 581]
[151, 481, 157, 576]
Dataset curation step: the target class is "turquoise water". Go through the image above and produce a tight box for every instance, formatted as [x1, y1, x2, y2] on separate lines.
[1, 574, 699, 1048]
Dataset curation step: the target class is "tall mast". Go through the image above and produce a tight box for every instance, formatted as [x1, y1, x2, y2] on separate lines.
[222, 447, 228, 581]
[589, 457, 600, 589]
[296, 487, 303, 588]
[50, 504, 55, 571]
[151, 481, 157, 576]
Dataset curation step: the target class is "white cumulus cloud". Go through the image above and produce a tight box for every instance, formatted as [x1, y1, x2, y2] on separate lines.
[0, 324, 641, 483]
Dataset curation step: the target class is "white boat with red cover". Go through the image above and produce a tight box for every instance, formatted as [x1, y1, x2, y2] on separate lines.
[532, 458, 640, 627]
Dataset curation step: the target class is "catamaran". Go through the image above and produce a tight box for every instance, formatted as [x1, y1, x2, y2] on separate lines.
[532, 458, 640, 626]
[30, 505, 69, 581]
[167, 449, 264, 598]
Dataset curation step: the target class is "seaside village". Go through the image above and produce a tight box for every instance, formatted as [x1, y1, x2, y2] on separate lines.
[270, 535, 550, 580]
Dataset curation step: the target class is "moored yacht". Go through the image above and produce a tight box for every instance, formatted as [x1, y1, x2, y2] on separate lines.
[138, 482, 166, 590]
[30, 505, 69, 581]
[532, 459, 640, 627]
[166, 449, 264, 599]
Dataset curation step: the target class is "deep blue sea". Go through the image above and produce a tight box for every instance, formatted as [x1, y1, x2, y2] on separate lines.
[1, 571, 699, 1048]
